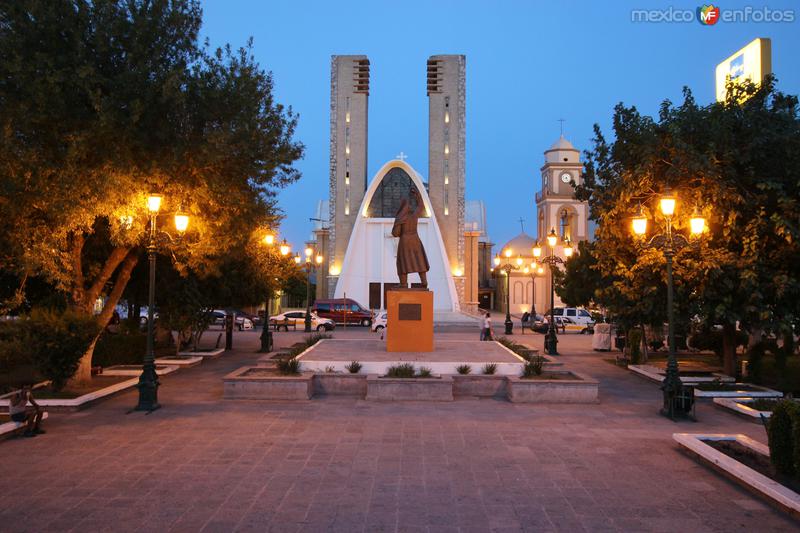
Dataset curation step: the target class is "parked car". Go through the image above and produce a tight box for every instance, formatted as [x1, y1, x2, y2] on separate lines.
[211, 309, 254, 331]
[371, 311, 387, 332]
[549, 307, 595, 328]
[225, 308, 260, 326]
[313, 298, 372, 327]
[270, 311, 335, 331]
[533, 316, 592, 334]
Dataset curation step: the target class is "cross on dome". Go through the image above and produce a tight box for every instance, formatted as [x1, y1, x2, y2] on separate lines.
[396, 151, 408, 162]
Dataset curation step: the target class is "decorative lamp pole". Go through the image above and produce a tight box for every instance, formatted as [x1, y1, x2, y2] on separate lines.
[301, 246, 323, 332]
[523, 260, 543, 321]
[630, 191, 705, 419]
[537, 229, 573, 356]
[136, 194, 188, 412]
[493, 247, 518, 335]
[258, 232, 287, 353]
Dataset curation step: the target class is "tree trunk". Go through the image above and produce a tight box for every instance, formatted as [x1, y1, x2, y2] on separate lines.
[69, 336, 99, 387]
[722, 323, 738, 377]
[68, 250, 140, 385]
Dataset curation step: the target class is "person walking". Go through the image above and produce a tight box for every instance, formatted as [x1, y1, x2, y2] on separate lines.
[481, 312, 493, 341]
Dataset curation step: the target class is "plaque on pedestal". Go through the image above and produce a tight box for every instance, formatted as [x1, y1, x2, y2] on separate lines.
[386, 289, 433, 352]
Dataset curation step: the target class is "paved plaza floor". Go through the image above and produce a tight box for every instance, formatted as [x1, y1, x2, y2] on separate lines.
[1, 327, 798, 532]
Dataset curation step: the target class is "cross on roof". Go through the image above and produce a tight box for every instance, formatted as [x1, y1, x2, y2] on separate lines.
[396, 151, 408, 162]
[558, 118, 566, 136]
[518, 217, 525, 233]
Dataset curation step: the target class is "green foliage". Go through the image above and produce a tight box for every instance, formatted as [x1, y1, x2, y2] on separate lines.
[556, 240, 605, 308]
[417, 366, 432, 378]
[746, 342, 766, 382]
[277, 357, 301, 375]
[0, 0, 304, 381]
[92, 330, 146, 367]
[456, 364, 472, 375]
[345, 361, 362, 374]
[482, 363, 498, 375]
[748, 398, 780, 412]
[628, 328, 642, 365]
[18, 309, 101, 390]
[157, 273, 213, 352]
[522, 356, 544, 378]
[568, 77, 800, 373]
[768, 400, 800, 477]
[386, 363, 416, 378]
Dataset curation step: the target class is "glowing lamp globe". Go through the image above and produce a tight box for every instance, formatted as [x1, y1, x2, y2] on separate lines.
[546, 228, 558, 248]
[279, 239, 290, 256]
[147, 194, 163, 213]
[690, 209, 706, 235]
[532, 243, 542, 258]
[174, 213, 189, 233]
[660, 194, 676, 217]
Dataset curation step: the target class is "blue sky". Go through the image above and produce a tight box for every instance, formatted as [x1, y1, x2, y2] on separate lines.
[200, 0, 800, 252]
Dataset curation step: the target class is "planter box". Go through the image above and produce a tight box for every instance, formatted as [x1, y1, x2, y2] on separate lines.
[693, 384, 782, 398]
[313, 373, 367, 397]
[0, 378, 139, 412]
[507, 371, 599, 404]
[102, 364, 178, 377]
[452, 375, 507, 398]
[712, 397, 790, 422]
[178, 347, 225, 359]
[674, 433, 800, 519]
[514, 343, 562, 366]
[628, 364, 734, 384]
[366, 374, 453, 401]
[223, 367, 312, 400]
[154, 356, 203, 367]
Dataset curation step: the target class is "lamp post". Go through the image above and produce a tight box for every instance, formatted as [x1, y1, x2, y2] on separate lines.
[522, 261, 544, 332]
[136, 194, 189, 412]
[493, 248, 518, 335]
[630, 190, 706, 419]
[535, 229, 573, 356]
[300, 246, 324, 332]
[259, 233, 289, 353]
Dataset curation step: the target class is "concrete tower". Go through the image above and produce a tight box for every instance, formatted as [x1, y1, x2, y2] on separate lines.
[328, 55, 370, 295]
[427, 54, 466, 306]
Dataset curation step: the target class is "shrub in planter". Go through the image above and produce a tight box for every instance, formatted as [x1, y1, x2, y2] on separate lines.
[386, 363, 415, 378]
[93, 330, 147, 367]
[418, 366, 433, 378]
[522, 356, 544, 378]
[456, 364, 472, 375]
[22, 309, 101, 390]
[345, 361, 362, 374]
[482, 363, 497, 375]
[767, 399, 800, 477]
[277, 357, 301, 375]
[627, 328, 642, 365]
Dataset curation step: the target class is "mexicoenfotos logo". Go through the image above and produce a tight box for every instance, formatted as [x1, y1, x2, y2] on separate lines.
[697, 5, 720, 25]
[632, 5, 795, 23]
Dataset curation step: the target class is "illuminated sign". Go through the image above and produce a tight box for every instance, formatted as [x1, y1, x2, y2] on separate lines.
[715, 38, 772, 102]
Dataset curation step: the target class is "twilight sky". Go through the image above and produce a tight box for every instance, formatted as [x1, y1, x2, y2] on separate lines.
[200, 0, 800, 251]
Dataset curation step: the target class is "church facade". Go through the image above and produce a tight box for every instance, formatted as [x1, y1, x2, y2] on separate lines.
[311, 54, 485, 313]
[496, 135, 591, 316]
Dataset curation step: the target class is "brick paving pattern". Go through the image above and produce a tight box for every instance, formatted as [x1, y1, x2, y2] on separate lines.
[0, 330, 796, 532]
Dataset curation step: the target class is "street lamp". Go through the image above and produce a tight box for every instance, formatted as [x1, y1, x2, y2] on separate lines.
[523, 260, 542, 329]
[258, 231, 287, 353]
[539, 228, 572, 356]
[301, 246, 323, 332]
[630, 191, 706, 420]
[494, 249, 519, 334]
[136, 193, 189, 412]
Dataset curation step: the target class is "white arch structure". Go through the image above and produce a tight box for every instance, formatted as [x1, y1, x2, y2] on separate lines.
[333, 159, 459, 311]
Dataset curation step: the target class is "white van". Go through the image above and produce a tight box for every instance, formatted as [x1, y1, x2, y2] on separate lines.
[549, 307, 595, 328]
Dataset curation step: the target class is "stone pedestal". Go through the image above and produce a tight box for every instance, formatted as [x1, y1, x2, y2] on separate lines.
[386, 289, 433, 352]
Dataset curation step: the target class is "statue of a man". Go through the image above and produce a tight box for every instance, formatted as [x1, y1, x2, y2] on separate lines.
[392, 187, 430, 288]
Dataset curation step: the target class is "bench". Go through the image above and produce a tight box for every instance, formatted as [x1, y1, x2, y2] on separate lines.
[272, 319, 297, 332]
[0, 411, 49, 440]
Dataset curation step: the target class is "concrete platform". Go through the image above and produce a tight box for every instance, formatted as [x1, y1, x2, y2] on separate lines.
[295, 338, 525, 375]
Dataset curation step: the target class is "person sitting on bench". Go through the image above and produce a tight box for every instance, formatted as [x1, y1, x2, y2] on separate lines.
[9, 385, 45, 437]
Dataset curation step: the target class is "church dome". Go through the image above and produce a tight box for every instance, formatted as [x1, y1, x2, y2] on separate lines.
[546, 135, 578, 152]
[499, 232, 537, 257]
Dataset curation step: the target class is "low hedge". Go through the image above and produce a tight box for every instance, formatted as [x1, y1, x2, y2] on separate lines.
[93, 330, 147, 367]
[767, 399, 800, 479]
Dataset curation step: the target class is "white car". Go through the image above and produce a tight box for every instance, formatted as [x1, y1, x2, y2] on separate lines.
[371, 311, 387, 332]
[211, 310, 253, 331]
[270, 311, 335, 331]
[550, 307, 595, 329]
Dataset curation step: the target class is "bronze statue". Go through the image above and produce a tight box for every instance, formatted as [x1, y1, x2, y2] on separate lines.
[392, 187, 430, 288]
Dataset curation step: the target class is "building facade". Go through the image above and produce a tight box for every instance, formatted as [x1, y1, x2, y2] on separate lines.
[316, 54, 482, 313]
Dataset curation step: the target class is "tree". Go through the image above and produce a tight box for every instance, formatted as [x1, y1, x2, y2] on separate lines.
[0, 0, 304, 382]
[571, 78, 800, 375]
